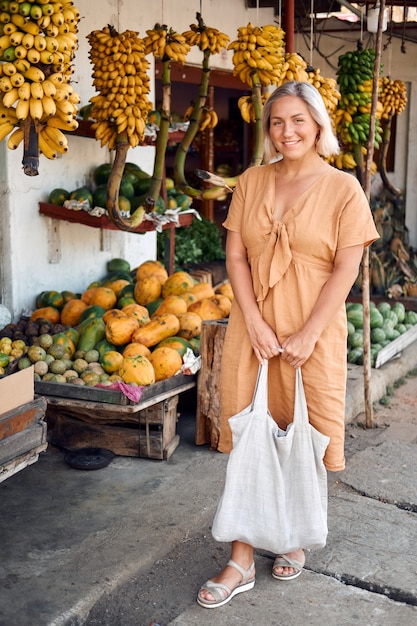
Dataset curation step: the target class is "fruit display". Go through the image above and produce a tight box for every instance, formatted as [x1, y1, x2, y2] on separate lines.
[46, 162, 193, 216]
[0, 258, 234, 385]
[0, 0, 80, 173]
[346, 300, 417, 367]
[86, 25, 152, 150]
[334, 47, 383, 155]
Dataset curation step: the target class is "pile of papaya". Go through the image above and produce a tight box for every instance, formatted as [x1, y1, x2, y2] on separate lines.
[1, 257, 233, 387]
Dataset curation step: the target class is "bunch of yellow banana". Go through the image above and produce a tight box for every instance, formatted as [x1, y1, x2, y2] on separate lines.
[332, 151, 357, 171]
[0, 0, 80, 159]
[143, 24, 190, 64]
[306, 68, 340, 116]
[87, 25, 152, 150]
[198, 107, 218, 132]
[276, 52, 309, 86]
[182, 22, 230, 54]
[378, 77, 407, 120]
[228, 22, 286, 87]
[238, 92, 269, 124]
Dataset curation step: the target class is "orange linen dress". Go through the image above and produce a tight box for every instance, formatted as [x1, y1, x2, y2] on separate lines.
[219, 163, 379, 471]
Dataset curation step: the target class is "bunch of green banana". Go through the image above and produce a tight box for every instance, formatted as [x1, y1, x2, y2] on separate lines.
[87, 25, 152, 150]
[228, 22, 286, 87]
[143, 24, 190, 64]
[306, 67, 340, 116]
[378, 77, 407, 120]
[0, 0, 80, 160]
[335, 47, 382, 148]
[182, 22, 230, 54]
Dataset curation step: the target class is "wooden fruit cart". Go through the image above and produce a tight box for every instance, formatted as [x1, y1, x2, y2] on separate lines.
[37, 373, 196, 460]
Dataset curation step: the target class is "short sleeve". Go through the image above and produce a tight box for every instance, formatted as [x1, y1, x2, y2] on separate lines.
[222, 172, 246, 233]
[337, 176, 380, 250]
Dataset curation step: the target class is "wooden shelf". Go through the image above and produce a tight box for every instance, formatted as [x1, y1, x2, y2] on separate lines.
[39, 202, 193, 233]
[72, 119, 186, 146]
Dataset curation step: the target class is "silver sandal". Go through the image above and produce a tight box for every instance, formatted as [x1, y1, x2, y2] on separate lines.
[197, 559, 255, 609]
[272, 553, 304, 581]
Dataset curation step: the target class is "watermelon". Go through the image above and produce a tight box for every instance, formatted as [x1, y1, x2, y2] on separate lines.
[405, 310, 417, 325]
[370, 308, 384, 328]
[371, 327, 386, 344]
[347, 307, 363, 329]
[377, 301, 392, 316]
[391, 302, 405, 323]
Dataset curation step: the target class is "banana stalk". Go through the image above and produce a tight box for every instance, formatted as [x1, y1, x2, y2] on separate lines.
[106, 132, 145, 231]
[173, 45, 211, 197]
[378, 116, 402, 197]
[353, 141, 364, 187]
[146, 58, 171, 211]
[22, 118, 39, 176]
[249, 72, 264, 167]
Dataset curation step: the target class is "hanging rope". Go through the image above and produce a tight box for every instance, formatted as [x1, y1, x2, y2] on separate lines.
[309, 7, 313, 66]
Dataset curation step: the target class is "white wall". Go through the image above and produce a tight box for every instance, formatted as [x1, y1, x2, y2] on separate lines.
[0, 0, 275, 317]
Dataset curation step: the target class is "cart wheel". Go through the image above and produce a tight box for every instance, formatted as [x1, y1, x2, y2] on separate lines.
[64, 447, 115, 470]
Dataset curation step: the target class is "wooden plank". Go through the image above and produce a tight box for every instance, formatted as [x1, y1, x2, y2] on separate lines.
[35, 374, 196, 407]
[196, 320, 228, 448]
[41, 378, 196, 424]
[375, 325, 417, 368]
[39, 203, 193, 233]
[0, 397, 47, 441]
[0, 422, 47, 466]
[0, 443, 48, 483]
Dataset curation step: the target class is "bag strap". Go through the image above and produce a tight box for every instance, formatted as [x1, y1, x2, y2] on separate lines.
[251, 359, 269, 411]
[293, 367, 309, 426]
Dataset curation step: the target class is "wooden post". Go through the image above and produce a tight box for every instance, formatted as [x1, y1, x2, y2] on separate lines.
[196, 320, 228, 448]
[362, 0, 386, 428]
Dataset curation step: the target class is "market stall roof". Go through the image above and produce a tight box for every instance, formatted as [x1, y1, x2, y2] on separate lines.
[247, 1, 417, 45]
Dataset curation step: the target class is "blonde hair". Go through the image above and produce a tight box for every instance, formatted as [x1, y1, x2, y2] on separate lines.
[262, 81, 340, 163]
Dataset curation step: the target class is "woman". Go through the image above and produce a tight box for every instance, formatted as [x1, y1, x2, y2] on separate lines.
[197, 81, 379, 609]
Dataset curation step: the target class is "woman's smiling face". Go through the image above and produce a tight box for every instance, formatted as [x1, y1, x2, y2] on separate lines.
[269, 95, 320, 160]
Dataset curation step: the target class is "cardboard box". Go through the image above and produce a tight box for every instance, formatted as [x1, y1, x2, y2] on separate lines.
[0, 366, 34, 416]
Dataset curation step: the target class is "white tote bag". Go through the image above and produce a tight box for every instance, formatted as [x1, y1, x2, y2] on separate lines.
[212, 360, 330, 554]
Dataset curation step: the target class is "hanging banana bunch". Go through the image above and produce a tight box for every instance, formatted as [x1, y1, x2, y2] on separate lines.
[238, 92, 270, 125]
[87, 25, 151, 151]
[143, 23, 190, 63]
[228, 22, 285, 166]
[0, 0, 80, 175]
[335, 47, 383, 150]
[140, 23, 191, 213]
[276, 52, 309, 85]
[228, 22, 285, 88]
[377, 77, 407, 197]
[306, 66, 340, 117]
[172, 13, 238, 199]
[378, 77, 407, 120]
[86, 25, 152, 231]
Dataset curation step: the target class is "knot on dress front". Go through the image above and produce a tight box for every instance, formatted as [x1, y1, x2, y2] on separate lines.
[257, 221, 292, 302]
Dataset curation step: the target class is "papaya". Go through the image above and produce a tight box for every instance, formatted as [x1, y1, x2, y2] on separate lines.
[77, 318, 106, 352]
[48, 188, 70, 206]
[78, 305, 106, 324]
[149, 347, 182, 381]
[156, 336, 192, 357]
[132, 313, 180, 348]
[95, 338, 117, 359]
